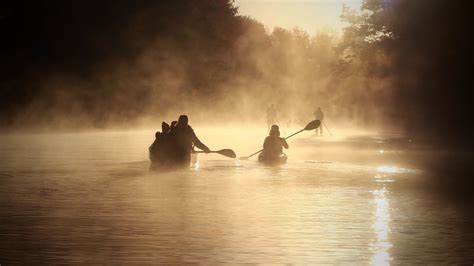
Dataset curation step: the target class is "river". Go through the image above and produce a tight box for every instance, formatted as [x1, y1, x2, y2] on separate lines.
[0, 127, 473, 264]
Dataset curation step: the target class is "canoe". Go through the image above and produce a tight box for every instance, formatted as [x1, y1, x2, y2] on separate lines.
[258, 152, 288, 165]
[149, 149, 191, 171]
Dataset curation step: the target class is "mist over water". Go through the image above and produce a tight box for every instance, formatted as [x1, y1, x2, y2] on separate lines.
[1, 0, 473, 263]
[1, 0, 471, 144]
[1, 129, 473, 264]
[0, 0, 396, 131]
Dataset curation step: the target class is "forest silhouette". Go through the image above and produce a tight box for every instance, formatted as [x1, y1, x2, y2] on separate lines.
[0, 0, 471, 147]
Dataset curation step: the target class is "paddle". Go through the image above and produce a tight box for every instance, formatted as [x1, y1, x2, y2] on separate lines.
[322, 121, 333, 136]
[193, 149, 237, 159]
[238, 119, 321, 160]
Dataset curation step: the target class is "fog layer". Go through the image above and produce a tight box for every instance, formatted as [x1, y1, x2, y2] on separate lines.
[0, 0, 471, 148]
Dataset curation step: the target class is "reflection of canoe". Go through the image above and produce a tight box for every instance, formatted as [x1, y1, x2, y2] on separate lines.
[258, 152, 288, 165]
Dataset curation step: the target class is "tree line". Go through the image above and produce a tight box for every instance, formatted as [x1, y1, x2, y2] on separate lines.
[0, 0, 471, 147]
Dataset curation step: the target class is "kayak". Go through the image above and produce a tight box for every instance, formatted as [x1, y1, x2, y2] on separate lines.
[258, 152, 288, 165]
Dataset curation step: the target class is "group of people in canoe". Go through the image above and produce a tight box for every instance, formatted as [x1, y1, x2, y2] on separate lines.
[150, 108, 325, 169]
[149, 115, 211, 169]
[149, 114, 291, 169]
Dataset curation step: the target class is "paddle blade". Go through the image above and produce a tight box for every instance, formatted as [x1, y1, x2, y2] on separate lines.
[217, 149, 237, 158]
[304, 120, 321, 131]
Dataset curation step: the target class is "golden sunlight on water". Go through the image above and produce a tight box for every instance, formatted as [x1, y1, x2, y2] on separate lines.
[376, 165, 413, 174]
[370, 186, 392, 265]
[0, 127, 473, 263]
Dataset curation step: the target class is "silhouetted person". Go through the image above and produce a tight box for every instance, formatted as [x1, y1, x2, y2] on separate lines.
[314, 107, 324, 135]
[162, 121, 171, 134]
[266, 104, 277, 131]
[149, 122, 170, 167]
[170, 120, 178, 131]
[170, 115, 210, 167]
[262, 125, 289, 158]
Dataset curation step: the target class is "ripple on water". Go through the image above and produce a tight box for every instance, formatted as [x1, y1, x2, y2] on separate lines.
[0, 131, 473, 263]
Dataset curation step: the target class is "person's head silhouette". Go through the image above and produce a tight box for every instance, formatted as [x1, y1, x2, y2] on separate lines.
[269, 125, 280, 137]
[178, 115, 188, 126]
[162, 122, 170, 133]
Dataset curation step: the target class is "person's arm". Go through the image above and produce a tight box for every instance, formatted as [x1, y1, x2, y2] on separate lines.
[281, 138, 289, 149]
[263, 137, 270, 149]
[190, 128, 210, 153]
[194, 137, 210, 153]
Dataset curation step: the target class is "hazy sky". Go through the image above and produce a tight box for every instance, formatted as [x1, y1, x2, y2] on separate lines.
[234, 0, 362, 35]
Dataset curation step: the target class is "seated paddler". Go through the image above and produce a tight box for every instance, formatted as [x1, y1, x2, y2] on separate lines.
[261, 125, 289, 158]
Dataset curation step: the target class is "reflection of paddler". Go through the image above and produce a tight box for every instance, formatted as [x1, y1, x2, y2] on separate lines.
[170, 115, 210, 167]
[259, 125, 289, 163]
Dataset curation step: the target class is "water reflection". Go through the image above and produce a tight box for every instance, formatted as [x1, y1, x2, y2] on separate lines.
[191, 153, 199, 169]
[377, 165, 406, 174]
[370, 185, 392, 265]
[1, 130, 473, 263]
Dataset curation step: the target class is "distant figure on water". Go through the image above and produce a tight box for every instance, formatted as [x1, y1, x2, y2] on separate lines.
[150, 115, 210, 170]
[266, 104, 277, 131]
[260, 125, 289, 162]
[314, 107, 324, 135]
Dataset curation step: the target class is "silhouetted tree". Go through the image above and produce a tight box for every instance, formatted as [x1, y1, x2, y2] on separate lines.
[389, 0, 471, 146]
[1, 0, 470, 137]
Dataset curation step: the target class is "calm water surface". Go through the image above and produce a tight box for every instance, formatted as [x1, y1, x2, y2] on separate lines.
[0, 128, 473, 264]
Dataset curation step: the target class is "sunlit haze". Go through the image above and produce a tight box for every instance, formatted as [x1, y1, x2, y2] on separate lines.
[235, 0, 362, 34]
[0, 0, 472, 264]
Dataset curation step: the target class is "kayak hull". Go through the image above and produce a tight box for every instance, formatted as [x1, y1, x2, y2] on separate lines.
[258, 153, 288, 165]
